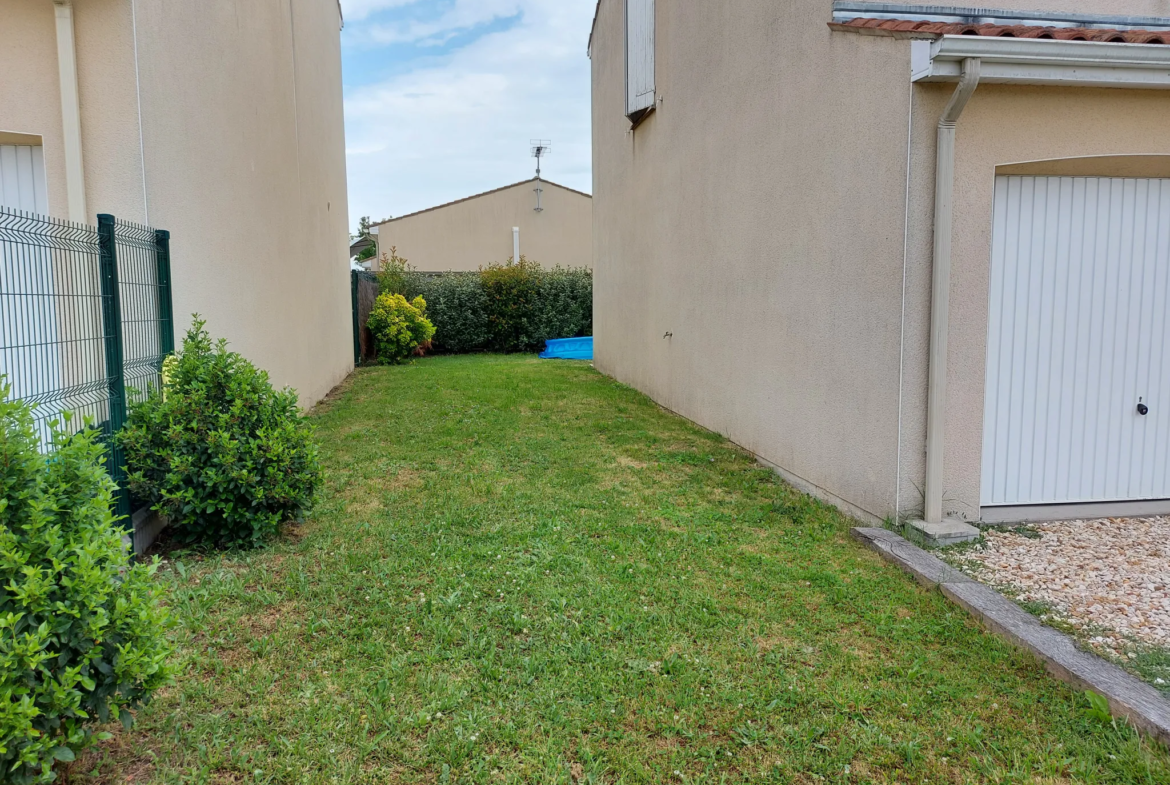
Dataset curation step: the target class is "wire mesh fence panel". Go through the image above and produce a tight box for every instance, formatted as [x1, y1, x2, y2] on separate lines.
[1, 206, 174, 524]
[113, 218, 170, 404]
[0, 207, 109, 447]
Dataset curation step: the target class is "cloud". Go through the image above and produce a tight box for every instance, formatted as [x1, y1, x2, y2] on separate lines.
[354, 0, 525, 46]
[341, 0, 418, 23]
[340, 0, 595, 230]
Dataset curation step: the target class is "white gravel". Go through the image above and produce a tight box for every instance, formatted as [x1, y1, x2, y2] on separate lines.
[953, 517, 1170, 655]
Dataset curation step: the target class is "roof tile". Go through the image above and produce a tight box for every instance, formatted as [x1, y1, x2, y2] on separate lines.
[830, 18, 1170, 44]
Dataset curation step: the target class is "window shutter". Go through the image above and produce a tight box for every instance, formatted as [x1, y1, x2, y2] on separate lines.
[626, 0, 655, 119]
[0, 145, 49, 213]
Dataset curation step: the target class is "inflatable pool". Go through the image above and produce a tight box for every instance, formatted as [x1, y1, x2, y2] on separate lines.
[539, 337, 593, 360]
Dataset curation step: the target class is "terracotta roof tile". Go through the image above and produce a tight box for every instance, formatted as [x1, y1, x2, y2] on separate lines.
[830, 18, 1170, 44]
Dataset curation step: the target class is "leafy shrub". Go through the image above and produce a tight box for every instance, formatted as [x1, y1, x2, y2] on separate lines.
[366, 293, 437, 363]
[402, 272, 489, 354]
[377, 252, 592, 354]
[481, 258, 542, 353]
[0, 382, 172, 784]
[531, 266, 593, 344]
[116, 319, 321, 548]
[375, 246, 412, 297]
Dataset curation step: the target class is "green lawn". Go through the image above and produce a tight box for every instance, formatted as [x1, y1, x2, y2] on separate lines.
[74, 355, 1169, 784]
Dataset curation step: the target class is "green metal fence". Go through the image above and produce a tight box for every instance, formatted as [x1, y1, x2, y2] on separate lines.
[0, 206, 174, 523]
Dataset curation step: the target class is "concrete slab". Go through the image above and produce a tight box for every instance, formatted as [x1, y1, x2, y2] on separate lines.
[852, 526, 1170, 748]
[907, 518, 981, 546]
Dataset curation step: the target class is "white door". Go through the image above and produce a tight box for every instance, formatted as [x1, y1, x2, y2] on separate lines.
[982, 175, 1170, 507]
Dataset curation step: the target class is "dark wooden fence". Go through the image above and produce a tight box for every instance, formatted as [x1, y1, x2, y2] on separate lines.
[350, 269, 379, 364]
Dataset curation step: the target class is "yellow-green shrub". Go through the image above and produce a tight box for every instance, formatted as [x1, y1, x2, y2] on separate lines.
[366, 293, 436, 364]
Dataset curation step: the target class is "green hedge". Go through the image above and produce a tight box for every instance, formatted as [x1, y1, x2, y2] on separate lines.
[379, 255, 591, 354]
[401, 272, 489, 354]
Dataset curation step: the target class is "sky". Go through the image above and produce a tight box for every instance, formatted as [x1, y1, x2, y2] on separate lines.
[339, 0, 596, 234]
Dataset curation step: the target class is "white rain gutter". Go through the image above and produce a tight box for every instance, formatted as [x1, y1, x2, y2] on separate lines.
[922, 57, 979, 525]
[53, 1, 87, 223]
[513, 226, 520, 262]
[913, 36, 1170, 89]
[913, 36, 1170, 526]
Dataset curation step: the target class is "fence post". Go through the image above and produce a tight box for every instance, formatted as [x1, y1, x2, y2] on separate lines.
[351, 269, 361, 366]
[97, 214, 131, 523]
[155, 229, 175, 356]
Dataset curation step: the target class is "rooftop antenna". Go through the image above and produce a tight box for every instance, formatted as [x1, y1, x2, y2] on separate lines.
[531, 139, 551, 212]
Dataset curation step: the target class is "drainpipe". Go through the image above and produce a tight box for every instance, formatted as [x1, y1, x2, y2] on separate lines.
[53, 1, 87, 223]
[923, 58, 981, 525]
[512, 226, 520, 263]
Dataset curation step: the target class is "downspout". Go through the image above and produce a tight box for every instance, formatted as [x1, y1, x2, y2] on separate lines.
[923, 57, 981, 524]
[53, 1, 87, 223]
[513, 226, 521, 263]
[130, 0, 149, 224]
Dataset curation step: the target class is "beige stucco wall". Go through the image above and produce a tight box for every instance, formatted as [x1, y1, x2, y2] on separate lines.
[0, 0, 352, 407]
[374, 180, 592, 272]
[592, 0, 916, 521]
[592, 0, 1170, 522]
[0, 1, 69, 217]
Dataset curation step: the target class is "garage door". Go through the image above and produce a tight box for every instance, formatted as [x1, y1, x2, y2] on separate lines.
[982, 175, 1170, 507]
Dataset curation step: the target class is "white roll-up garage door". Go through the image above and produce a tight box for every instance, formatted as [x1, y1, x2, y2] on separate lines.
[982, 175, 1170, 507]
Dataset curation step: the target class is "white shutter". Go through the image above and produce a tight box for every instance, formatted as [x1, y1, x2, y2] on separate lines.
[626, 0, 655, 118]
[0, 145, 49, 214]
[0, 144, 59, 424]
[982, 176, 1170, 506]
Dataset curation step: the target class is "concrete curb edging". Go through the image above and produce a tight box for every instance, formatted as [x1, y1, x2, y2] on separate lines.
[852, 526, 1170, 747]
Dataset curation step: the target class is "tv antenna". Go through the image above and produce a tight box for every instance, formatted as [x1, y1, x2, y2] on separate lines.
[531, 139, 551, 212]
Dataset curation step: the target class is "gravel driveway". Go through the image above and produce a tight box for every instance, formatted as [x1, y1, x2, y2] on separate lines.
[950, 518, 1170, 667]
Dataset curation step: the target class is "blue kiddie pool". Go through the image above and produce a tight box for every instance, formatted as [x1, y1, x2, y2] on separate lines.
[540, 337, 593, 360]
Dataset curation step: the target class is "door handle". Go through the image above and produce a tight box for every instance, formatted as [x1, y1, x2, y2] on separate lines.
[1138, 400, 1150, 416]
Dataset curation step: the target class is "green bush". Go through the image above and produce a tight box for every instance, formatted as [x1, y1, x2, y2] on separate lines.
[481, 258, 542, 353]
[0, 383, 172, 784]
[116, 319, 322, 548]
[401, 272, 489, 354]
[366, 293, 437, 363]
[531, 266, 593, 345]
[375, 246, 412, 297]
[377, 251, 592, 354]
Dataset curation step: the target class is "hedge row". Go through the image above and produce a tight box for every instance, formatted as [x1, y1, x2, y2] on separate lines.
[379, 256, 592, 354]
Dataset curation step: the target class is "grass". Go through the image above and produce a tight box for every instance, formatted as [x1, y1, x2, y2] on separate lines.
[70, 355, 1170, 784]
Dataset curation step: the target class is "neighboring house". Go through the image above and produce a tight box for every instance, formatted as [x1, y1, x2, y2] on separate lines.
[373, 178, 592, 272]
[350, 234, 376, 261]
[590, 0, 1170, 538]
[0, 0, 352, 407]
